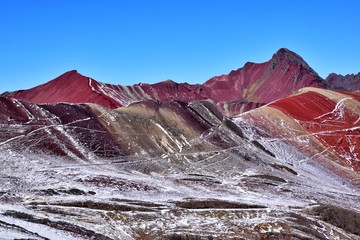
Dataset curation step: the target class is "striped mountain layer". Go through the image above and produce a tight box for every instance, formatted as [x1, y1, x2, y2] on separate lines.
[237, 87, 360, 176]
[2, 87, 360, 173]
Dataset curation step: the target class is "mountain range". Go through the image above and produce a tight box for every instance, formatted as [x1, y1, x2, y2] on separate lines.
[0, 48, 359, 239]
[4, 48, 350, 116]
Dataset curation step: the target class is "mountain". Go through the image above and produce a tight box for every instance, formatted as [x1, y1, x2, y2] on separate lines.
[3, 48, 327, 117]
[0, 97, 224, 159]
[238, 87, 360, 175]
[202, 48, 324, 104]
[1, 48, 360, 239]
[2, 70, 207, 109]
[326, 72, 360, 91]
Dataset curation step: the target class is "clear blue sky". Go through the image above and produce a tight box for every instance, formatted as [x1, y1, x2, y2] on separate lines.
[1, 0, 359, 92]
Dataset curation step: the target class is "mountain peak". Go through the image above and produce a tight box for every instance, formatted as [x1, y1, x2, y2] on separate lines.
[271, 48, 310, 68]
[326, 72, 360, 91]
[270, 48, 322, 80]
[65, 69, 78, 74]
[56, 70, 83, 80]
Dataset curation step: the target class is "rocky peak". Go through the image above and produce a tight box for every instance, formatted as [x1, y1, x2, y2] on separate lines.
[272, 48, 306, 64]
[326, 72, 360, 91]
[270, 48, 322, 80]
[271, 48, 310, 69]
[326, 72, 360, 81]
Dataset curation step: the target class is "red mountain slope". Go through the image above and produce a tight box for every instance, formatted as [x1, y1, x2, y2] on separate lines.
[4, 70, 120, 108]
[202, 48, 324, 104]
[239, 87, 360, 173]
[5, 71, 207, 109]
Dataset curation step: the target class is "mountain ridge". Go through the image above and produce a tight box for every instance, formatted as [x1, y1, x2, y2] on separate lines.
[2, 48, 338, 117]
[326, 72, 360, 91]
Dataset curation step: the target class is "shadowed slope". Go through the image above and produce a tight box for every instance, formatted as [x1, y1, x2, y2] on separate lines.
[0, 97, 242, 160]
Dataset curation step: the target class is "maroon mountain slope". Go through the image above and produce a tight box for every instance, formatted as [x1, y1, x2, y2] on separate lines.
[4, 71, 208, 109]
[3, 48, 327, 116]
[203, 48, 325, 103]
[3, 70, 122, 109]
[201, 48, 326, 115]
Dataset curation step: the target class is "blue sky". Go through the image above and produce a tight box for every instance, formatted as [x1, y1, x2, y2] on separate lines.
[0, 0, 359, 92]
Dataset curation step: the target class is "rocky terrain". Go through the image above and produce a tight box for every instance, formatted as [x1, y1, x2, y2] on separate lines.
[0, 48, 359, 239]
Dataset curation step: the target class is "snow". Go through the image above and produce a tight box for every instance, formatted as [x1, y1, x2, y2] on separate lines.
[0, 100, 359, 239]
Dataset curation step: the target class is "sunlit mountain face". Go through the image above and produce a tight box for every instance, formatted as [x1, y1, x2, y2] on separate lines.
[0, 49, 359, 239]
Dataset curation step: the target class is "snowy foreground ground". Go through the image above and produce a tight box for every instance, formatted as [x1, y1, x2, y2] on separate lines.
[1, 128, 360, 240]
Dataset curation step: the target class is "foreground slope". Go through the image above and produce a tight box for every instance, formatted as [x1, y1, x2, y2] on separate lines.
[0, 97, 230, 159]
[0, 94, 360, 239]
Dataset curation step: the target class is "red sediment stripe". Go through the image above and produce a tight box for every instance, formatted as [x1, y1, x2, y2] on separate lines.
[270, 91, 360, 171]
